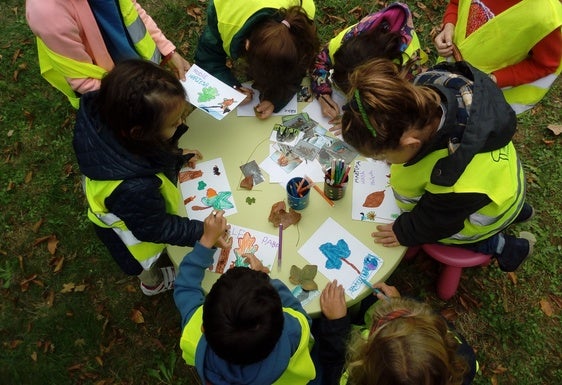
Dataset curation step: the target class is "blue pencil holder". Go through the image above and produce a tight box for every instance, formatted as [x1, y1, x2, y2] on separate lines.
[286, 177, 310, 210]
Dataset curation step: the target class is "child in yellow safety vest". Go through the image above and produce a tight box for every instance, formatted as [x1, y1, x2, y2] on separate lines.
[341, 58, 536, 272]
[316, 280, 477, 385]
[73, 59, 229, 296]
[174, 210, 321, 385]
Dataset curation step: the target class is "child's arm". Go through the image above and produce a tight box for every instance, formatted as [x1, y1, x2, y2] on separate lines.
[270, 279, 310, 322]
[107, 176, 204, 247]
[386, 191, 491, 246]
[174, 211, 230, 326]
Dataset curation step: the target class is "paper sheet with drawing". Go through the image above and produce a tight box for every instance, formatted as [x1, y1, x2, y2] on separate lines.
[352, 160, 400, 223]
[178, 158, 237, 221]
[298, 217, 384, 299]
[181, 65, 245, 120]
[208, 224, 279, 274]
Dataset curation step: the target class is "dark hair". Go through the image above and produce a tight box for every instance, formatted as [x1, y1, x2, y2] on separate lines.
[246, 6, 319, 106]
[332, 24, 404, 93]
[95, 59, 186, 155]
[341, 58, 441, 158]
[203, 267, 284, 365]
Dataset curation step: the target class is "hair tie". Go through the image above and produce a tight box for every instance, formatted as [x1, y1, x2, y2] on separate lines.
[369, 308, 411, 336]
[354, 89, 377, 138]
[281, 19, 291, 29]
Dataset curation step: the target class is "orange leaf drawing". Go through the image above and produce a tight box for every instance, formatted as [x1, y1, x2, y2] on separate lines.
[363, 190, 385, 208]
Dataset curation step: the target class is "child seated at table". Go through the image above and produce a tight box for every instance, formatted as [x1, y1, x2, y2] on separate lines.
[316, 280, 477, 385]
[174, 209, 319, 385]
[341, 58, 535, 272]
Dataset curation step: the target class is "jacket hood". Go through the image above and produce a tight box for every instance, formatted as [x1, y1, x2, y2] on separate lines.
[412, 61, 517, 186]
[199, 312, 302, 385]
[73, 92, 174, 181]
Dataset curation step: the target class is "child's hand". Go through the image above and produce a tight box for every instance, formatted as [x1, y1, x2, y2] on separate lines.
[371, 223, 401, 247]
[182, 148, 202, 168]
[200, 210, 230, 249]
[320, 280, 347, 320]
[242, 253, 271, 273]
[318, 94, 340, 120]
[433, 23, 455, 57]
[329, 116, 343, 136]
[235, 86, 254, 105]
[167, 52, 191, 81]
[254, 100, 274, 120]
[373, 282, 401, 299]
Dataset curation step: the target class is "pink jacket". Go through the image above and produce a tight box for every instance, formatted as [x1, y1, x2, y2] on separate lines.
[26, 0, 175, 94]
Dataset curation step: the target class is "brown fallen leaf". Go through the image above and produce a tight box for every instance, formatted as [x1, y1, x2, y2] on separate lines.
[240, 175, 253, 190]
[30, 351, 37, 362]
[547, 124, 562, 135]
[47, 235, 59, 255]
[45, 289, 55, 307]
[61, 282, 76, 293]
[32, 218, 44, 233]
[540, 299, 554, 317]
[53, 256, 64, 273]
[507, 271, 517, 284]
[268, 201, 301, 228]
[24, 170, 33, 184]
[130, 309, 145, 324]
[491, 364, 508, 374]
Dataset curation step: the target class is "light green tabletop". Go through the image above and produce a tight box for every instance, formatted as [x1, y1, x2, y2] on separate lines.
[168, 106, 406, 317]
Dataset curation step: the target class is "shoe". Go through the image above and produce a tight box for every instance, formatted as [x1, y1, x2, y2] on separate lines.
[140, 266, 176, 296]
[496, 233, 535, 272]
[512, 203, 535, 224]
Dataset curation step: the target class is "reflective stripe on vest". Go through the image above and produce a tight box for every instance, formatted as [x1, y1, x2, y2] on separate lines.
[452, 0, 562, 113]
[180, 306, 316, 384]
[391, 142, 525, 244]
[84, 173, 181, 268]
[214, 0, 316, 58]
[117, 0, 161, 63]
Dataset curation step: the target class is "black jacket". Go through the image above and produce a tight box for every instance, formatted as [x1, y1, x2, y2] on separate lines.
[394, 61, 517, 246]
[73, 92, 203, 270]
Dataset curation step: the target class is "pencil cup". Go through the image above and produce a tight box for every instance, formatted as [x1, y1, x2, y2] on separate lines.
[324, 174, 348, 201]
[286, 177, 310, 210]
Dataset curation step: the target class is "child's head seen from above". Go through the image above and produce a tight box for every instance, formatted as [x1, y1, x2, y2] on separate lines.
[341, 58, 441, 164]
[203, 267, 284, 365]
[347, 297, 469, 385]
[245, 6, 320, 106]
[96, 59, 188, 155]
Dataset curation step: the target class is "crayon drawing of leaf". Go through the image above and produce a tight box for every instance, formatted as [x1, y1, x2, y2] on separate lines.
[363, 190, 385, 208]
[198, 87, 219, 103]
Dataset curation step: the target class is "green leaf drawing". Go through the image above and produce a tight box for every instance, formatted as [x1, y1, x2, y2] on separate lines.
[198, 86, 219, 103]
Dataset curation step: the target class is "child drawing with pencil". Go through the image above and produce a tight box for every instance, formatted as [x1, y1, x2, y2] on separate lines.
[341, 58, 536, 273]
[73, 59, 230, 296]
[195, 0, 320, 119]
[315, 280, 477, 385]
[311, 2, 426, 135]
[174, 209, 322, 384]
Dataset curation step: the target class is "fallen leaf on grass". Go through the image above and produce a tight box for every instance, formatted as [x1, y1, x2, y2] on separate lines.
[507, 271, 517, 284]
[32, 218, 44, 233]
[24, 170, 33, 184]
[30, 351, 37, 362]
[13, 62, 27, 82]
[130, 309, 145, 324]
[547, 124, 562, 135]
[491, 364, 508, 374]
[540, 299, 554, 317]
[33, 234, 59, 255]
[45, 289, 55, 307]
[60, 282, 87, 293]
[8, 339, 23, 349]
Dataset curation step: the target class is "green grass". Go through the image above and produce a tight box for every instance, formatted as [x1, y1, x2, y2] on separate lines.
[1, 0, 561, 384]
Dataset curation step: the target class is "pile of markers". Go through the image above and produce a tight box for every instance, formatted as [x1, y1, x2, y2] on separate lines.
[325, 159, 351, 187]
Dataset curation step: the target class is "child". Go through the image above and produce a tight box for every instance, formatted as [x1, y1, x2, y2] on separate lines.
[317, 280, 477, 385]
[194, 0, 319, 119]
[73, 59, 225, 296]
[26, 0, 190, 108]
[433, 0, 562, 114]
[341, 58, 535, 272]
[311, 2, 426, 134]
[174, 209, 319, 385]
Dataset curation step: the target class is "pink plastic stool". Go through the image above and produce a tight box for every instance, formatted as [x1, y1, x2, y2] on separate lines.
[405, 244, 492, 300]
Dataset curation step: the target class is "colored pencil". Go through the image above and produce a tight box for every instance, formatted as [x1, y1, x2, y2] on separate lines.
[359, 276, 391, 302]
[277, 223, 283, 271]
[304, 175, 335, 207]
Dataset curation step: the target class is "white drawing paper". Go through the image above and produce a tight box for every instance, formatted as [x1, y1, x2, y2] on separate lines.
[351, 160, 400, 223]
[179, 158, 237, 221]
[298, 217, 384, 299]
[236, 81, 298, 117]
[208, 224, 279, 275]
[181, 65, 245, 120]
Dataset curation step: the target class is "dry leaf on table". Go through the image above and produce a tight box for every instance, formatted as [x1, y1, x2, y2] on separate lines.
[268, 200, 301, 228]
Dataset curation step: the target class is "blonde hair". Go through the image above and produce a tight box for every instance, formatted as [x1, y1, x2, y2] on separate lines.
[341, 58, 441, 158]
[346, 298, 468, 385]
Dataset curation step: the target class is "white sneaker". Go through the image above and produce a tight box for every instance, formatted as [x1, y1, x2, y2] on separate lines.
[140, 266, 176, 296]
